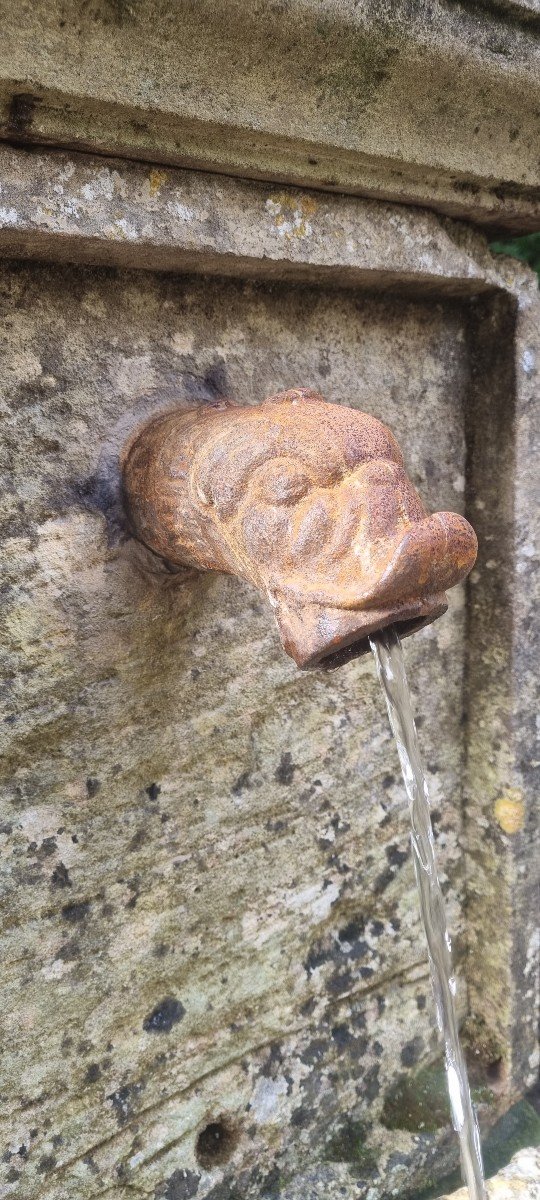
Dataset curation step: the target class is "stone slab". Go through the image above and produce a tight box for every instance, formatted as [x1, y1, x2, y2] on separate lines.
[0, 258, 472, 1200]
[0, 145, 525, 291]
[0, 1, 540, 232]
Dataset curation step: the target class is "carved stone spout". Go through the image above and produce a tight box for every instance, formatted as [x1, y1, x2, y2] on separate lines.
[121, 389, 477, 669]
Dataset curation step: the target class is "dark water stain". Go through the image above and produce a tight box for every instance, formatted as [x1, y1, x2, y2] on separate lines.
[401, 1035, 425, 1068]
[143, 996, 186, 1033]
[203, 360, 229, 398]
[84, 1063, 101, 1085]
[51, 862, 71, 888]
[108, 1080, 145, 1125]
[155, 1168, 201, 1199]
[274, 752, 297, 785]
[36, 1155, 57, 1174]
[6, 92, 40, 137]
[231, 770, 251, 795]
[61, 900, 90, 922]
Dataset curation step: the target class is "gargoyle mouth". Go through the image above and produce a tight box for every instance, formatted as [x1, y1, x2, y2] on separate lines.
[271, 511, 477, 669]
[273, 592, 449, 670]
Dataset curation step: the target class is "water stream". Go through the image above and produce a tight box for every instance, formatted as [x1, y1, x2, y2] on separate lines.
[369, 626, 486, 1200]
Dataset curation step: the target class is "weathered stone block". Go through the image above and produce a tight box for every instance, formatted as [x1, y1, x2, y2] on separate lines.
[0, 149, 537, 1199]
[0, 1, 540, 231]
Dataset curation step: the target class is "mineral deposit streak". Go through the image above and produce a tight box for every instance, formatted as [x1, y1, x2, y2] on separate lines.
[370, 626, 486, 1200]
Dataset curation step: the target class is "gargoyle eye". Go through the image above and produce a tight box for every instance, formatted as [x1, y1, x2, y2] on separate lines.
[256, 461, 311, 506]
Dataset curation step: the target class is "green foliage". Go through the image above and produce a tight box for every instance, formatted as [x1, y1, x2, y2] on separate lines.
[490, 233, 540, 283]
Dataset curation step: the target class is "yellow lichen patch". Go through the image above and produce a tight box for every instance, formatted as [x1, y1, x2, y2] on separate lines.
[148, 168, 168, 196]
[302, 196, 318, 216]
[494, 790, 525, 834]
[265, 191, 319, 239]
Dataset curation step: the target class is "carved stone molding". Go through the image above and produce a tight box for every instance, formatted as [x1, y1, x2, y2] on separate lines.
[0, 0, 540, 231]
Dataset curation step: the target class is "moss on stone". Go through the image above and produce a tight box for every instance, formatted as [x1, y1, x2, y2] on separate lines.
[382, 1062, 450, 1133]
[324, 1118, 377, 1169]
[382, 1060, 494, 1134]
[460, 1014, 506, 1088]
[482, 1098, 540, 1180]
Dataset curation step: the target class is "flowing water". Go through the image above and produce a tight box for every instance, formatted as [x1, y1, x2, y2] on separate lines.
[369, 626, 486, 1200]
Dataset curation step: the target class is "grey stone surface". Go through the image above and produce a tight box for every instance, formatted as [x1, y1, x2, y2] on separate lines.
[0, 259, 470, 1200]
[0, 149, 537, 1199]
[0, 144, 526, 289]
[0, 1, 539, 232]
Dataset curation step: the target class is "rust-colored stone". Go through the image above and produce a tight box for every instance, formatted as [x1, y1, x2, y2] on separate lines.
[121, 388, 477, 668]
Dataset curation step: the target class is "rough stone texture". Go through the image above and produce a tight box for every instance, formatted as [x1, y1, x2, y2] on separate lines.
[464, 289, 540, 1100]
[0, 151, 538, 1200]
[0, 260, 471, 1200]
[0, 144, 526, 288]
[441, 1147, 540, 1200]
[0, 1, 540, 232]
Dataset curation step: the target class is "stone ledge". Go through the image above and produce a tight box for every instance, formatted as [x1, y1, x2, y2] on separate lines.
[0, 0, 539, 232]
[0, 145, 535, 300]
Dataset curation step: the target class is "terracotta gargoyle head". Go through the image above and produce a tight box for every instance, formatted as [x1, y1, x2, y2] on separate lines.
[121, 388, 477, 668]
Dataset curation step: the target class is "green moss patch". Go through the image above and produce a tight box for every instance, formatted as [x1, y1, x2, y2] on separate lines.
[324, 1118, 377, 1169]
[382, 1061, 494, 1134]
[407, 1097, 540, 1200]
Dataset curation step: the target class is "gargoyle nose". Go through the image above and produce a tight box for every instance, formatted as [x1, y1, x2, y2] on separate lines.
[121, 391, 478, 669]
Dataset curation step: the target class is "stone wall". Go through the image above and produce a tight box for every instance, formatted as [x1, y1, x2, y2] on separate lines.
[0, 148, 537, 1199]
[0, 4, 538, 1197]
